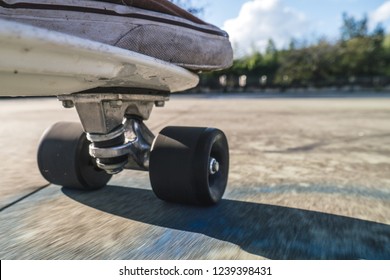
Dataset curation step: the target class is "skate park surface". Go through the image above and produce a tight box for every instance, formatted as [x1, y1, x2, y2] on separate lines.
[0, 93, 389, 259]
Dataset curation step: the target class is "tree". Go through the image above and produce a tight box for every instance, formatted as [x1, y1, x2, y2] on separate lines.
[338, 14, 386, 78]
[265, 39, 277, 56]
[340, 13, 368, 41]
[199, 12, 389, 90]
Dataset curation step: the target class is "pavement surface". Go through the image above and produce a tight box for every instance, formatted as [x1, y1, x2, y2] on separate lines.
[0, 95, 390, 259]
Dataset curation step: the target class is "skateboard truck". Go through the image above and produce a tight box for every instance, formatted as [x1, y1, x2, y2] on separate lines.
[58, 92, 165, 174]
[38, 90, 229, 206]
[88, 119, 154, 174]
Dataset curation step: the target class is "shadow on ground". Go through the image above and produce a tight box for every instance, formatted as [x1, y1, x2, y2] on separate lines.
[63, 185, 390, 259]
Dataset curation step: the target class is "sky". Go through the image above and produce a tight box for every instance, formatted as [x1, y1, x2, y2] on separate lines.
[194, 0, 390, 56]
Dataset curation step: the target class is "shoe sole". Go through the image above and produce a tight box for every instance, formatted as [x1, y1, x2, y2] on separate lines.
[0, 0, 233, 70]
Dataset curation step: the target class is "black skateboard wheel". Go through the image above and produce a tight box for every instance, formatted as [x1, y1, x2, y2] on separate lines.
[149, 126, 229, 205]
[37, 122, 112, 190]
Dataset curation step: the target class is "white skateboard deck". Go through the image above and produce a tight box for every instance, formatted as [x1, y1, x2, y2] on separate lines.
[0, 19, 199, 97]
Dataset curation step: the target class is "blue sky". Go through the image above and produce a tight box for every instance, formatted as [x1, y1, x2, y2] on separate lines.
[196, 0, 390, 56]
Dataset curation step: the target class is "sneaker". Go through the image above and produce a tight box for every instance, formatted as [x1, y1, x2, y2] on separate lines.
[0, 0, 233, 71]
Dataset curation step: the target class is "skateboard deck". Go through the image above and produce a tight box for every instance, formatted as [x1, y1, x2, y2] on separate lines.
[0, 19, 199, 97]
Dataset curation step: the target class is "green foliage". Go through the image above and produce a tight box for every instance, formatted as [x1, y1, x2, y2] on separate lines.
[275, 40, 338, 86]
[383, 36, 390, 76]
[202, 13, 390, 89]
[340, 13, 369, 41]
[383, 34, 390, 49]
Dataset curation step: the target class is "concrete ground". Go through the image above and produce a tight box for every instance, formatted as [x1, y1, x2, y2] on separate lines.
[0, 95, 389, 259]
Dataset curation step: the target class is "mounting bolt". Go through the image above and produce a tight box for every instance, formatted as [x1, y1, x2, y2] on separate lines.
[62, 100, 74, 108]
[155, 101, 165, 107]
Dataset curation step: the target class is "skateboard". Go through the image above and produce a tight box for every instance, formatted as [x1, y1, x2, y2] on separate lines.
[0, 19, 229, 205]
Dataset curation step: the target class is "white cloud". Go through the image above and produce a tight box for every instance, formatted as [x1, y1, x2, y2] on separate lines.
[370, 1, 390, 25]
[223, 0, 309, 56]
